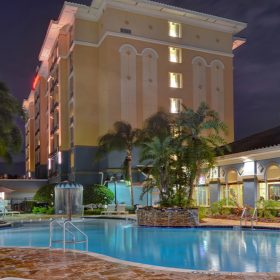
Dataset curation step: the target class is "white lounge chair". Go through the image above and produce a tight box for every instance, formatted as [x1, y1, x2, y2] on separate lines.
[101, 204, 117, 215]
[101, 204, 128, 215]
[116, 204, 128, 215]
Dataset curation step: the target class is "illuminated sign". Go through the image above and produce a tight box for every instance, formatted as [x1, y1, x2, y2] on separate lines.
[32, 75, 40, 90]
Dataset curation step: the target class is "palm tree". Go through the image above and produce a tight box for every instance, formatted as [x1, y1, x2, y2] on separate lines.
[140, 136, 175, 203]
[177, 102, 227, 204]
[97, 121, 141, 206]
[0, 82, 22, 162]
[139, 110, 172, 142]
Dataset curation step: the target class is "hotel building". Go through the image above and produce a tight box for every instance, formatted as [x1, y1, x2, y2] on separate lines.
[23, 0, 246, 190]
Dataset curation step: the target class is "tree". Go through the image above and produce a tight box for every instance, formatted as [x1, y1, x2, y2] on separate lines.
[177, 102, 227, 205]
[139, 110, 172, 142]
[0, 82, 22, 162]
[83, 185, 114, 205]
[139, 103, 227, 208]
[97, 121, 141, 206]
[140, 136, 175, 203]
[33, 184, 55, 205]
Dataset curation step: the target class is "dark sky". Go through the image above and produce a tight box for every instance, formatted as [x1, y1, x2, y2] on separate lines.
[0, 0, 279, 142]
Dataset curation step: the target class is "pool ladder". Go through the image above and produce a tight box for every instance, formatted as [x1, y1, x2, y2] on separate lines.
[240, 207, 258, 228]
[49, 219, 88, 251]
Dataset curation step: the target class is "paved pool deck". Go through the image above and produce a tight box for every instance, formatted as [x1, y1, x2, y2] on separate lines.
[0, 217, 280, 279]
[1, 248, 280, 280]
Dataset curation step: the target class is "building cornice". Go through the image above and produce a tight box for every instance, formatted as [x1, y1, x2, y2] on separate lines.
[73, 31, 234, 58]
[39, 4, 78, 61]
[39, 0, 246, 63]
[216, 145, 280, 166]
[77, 0, 246, 34]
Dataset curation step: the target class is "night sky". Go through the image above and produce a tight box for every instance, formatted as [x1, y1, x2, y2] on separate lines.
[0, 0, 279, 142]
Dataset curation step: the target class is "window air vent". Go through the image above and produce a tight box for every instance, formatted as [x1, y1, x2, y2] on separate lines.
[120, 28, 131, 34]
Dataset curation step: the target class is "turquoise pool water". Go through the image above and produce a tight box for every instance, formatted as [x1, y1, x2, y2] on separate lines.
[0, 219, 280, 272]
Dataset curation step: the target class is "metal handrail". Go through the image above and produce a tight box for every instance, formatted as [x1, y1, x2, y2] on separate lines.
[251, 207, 258, 228]
[49, 219, 75, 247]
[63, 220, 88, 251]
[240, 207, 247, 226]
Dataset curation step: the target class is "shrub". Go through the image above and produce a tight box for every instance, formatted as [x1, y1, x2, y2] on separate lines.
[125, 206, 135, 214]
[210, 199, 235, 216]
[83, 184, 114, 205]
[32, 206, 54, 214]
[84, 209, 103, 215]
[257, 199, 280, 218]
[198, 207, 209, 221]
[33, 184, 55, 206]
[23, 201, 37, 213]
[46, 207, 55, 214]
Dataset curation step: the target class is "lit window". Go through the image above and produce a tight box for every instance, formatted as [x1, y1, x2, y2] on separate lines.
[170, 98, 182, 114]
[169, 72, 183, 88]
[169, 47, 182, 63]
[169, 22, 182, 38]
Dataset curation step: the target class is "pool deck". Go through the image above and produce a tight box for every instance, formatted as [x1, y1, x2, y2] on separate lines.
[0, 216, 280, 279]
[1, 247, 280, 280]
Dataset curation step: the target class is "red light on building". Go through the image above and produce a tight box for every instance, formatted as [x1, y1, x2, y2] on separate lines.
[32, 75, 40, 90]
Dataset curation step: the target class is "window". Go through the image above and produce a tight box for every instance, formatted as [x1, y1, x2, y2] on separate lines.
[169, 47, 182, 63]
[170, 98, 182, 114]
[194, 186, 209, 206]
[268, 184, 280, 201]
[169, 72, 183, 88]
[69, 76, 74, 98]
[169, 22, 182, 38]
[69, 52, 73, 74]
[70, 126, 74, 147]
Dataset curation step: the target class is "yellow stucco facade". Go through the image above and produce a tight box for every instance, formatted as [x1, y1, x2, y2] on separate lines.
[23, 0, 246, 182]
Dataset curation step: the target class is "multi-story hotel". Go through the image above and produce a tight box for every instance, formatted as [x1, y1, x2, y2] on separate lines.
[23, 0, 246, 187]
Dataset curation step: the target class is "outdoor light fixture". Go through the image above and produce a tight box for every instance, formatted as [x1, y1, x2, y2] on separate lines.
[58, 151, 62, 164]
[48, 158, 52, 170]
[110, 176, 117, 207]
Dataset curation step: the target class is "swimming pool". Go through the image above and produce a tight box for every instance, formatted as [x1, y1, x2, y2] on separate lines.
[1, 219, 280, 272]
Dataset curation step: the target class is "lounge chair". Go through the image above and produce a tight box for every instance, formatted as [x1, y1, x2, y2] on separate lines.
[101, 204, 128, 215]
[116, 204, 128, 215]
[101, 204, 117, 215]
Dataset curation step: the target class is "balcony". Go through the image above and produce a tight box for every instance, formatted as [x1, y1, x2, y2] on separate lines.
[49, 56, 58, 73]
[50, 125, 59, 135]
[50, 101, 59, 113]
[50, 79, 58, 93]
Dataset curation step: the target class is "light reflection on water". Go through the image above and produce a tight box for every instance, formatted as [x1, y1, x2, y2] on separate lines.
[0, 219, 280, 272]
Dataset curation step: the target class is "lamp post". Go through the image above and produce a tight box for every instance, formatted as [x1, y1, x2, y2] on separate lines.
[110, 176, 117, 206]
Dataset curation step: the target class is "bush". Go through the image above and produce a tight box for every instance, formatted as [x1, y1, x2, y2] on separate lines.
[23, 201, 38, 213]
[83, 184, 114, 205]
[125, 206, 135, 214]
[210, 199, 235, 216]
[257, 199, 280, 218]
[33, 184, 55, 206]
[84, 209, 103, 215]
[198, 207, 209, 221]
[32, 206, 54, 214]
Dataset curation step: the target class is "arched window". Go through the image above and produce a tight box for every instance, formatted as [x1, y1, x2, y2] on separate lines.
[210, 60, 224, 120]
[265, 164, 280, 201]
[221, 169, 243, 206]
[192, 57, 207, 110]
[119, 44, 137, 127]
[142, 48, 158, 121]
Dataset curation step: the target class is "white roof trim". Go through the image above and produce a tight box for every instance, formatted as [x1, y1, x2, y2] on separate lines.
[39, 4, 78, 61]
[217, 145, 280, 166]
[87, 0, 247, 34]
